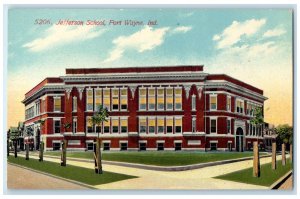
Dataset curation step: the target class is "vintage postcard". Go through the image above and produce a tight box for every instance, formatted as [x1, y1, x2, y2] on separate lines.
[6, 7, 294, 191]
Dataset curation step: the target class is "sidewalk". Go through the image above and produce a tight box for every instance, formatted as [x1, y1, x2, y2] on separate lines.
[7, 164, 88, 190]
[14, 153, 287, 189]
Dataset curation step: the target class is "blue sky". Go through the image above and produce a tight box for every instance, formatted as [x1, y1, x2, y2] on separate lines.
[7, 8, 293, 127]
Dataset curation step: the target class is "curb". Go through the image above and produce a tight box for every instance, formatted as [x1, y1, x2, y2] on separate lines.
[23, 153, 271, 171]
[270, 170, 293, 189]
[8, 162, 96, 190]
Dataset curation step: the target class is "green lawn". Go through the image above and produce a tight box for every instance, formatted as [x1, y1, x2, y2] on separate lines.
[8, 156, 136, 186]
[44, 151, 261, 166]
[214, 159, 292, 187]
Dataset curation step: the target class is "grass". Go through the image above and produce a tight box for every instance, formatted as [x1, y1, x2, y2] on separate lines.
[44, 151, 263, 166]
[8, 156, 136, 186]
[214, 159, 292, 187]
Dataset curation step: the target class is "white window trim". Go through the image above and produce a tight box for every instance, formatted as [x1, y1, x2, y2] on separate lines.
[111, 117, 119, 133]
[174, 116, 182, 134]
[166, 87, 174, 111]
[94, 88, 102, 112]
[236, 98, 244, 114]
[157, 88, 165, 111]
[53, 96, 61, 112]
[73, 117, 77, 133]
[53, 118, 61, 134]
[120, 118, 128, 133]
[192, 94, 196, 111]
[157, 116, 165, 134]
[86, 116, 96, 134]
[120, 88, 128, 111]
[73, 96, 77, 112]
[148, 88, 156, 111]
[139, 87, 147, 111]
[227, 119, 231, 134]
[111, 88, 119, 111]
[210, 117, 217, 134]
[139, 116, 147, 134]
[148, 116, 156, 134]
[166, 116, 173, 133]
[192, 116, 196, 133]
[174, 87, 182, 111]
[227, 96, 231, 112]
[103, 88, 111, 111]
[86, 88, 94, 112]
[210, 94, 217, 111]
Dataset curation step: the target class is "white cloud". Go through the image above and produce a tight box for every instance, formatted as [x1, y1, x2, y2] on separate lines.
[213, 18, 266, 49]
[103, 26, 170, 63]
[173, 26, 192, 33]
[263, 27, 286, 38]
[23, 25, 106, 52]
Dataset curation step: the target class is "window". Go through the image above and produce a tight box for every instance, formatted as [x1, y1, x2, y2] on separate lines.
[53, 142, 60, 151]
[94, 89, 102, 111]
[192, 95, 196, 111]
[139, 88, 146, 110]
[227, 119, 231, 134]
[121, 118, 127, 133]
[112, 118, 119, 133]
[104, 119, 110, 133]
[54, 120, 61, 133]
[103, 143, 110, 151]
[139, 118, 146, 133]
[86, 117, 94, 133]
[103, 143, 110, 150]
[73, 97, 77, 112]
[249, 123, 252, 136]
[175, 143, 182, 151]
[210, 119, 217, 133]
[103, 89, 111, 111]
[120, 143, 127, 151]
[95, 122, 102, 133]
[86, 89, 93, 111]
[166, 117, 173, 133]
[192, 117, 196, 133]
[112, 89, 119, 111]
[157, 143, 164, 151]
[175, 118, 182, 133]
[210, 95, 217, 110]
[148, 88, 156, 110]
[175, 88, 182, 110]
[227, 96, 231, 111]
[139, 143, 146, 151]
[236, 100, 244, 114]
[157, 88, 165, 110]
[210, 143, 217, 151]
[120, 89, 128, 110]
[54, 97, 61, 112]
[157, 118, 165, 133]
[86, 143, 94, 151]
[72, 118, 77, 133]
[148, 118, 155, 133]
[227, 142, 232, 151]
[166, 88, 173, 110]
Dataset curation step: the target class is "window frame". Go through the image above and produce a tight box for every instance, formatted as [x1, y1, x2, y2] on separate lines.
[210, 118, 217, 134]
[54, 119, 61, 134]
[157, 88, 165, 110]
[139, 87, 147, 111]
[53, 97, 61, 112]
[86, 88, 94, 112]
[210, 95, 217, 111]
[174, 87, 182, 111]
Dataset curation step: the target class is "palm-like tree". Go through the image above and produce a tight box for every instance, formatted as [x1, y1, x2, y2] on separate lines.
[89, 105, 109, 174]
[36, 119, 45, 161]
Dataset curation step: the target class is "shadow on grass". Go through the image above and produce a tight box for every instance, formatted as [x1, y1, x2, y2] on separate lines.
[8, 156, 137, 186]
[214, 159, 292, 187]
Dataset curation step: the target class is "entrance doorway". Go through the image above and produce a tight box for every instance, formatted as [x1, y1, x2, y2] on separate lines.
[236, 127, 244, 152]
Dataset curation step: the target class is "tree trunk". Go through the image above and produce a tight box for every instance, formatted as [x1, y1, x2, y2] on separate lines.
[289, 144, 292, 163]
[272, 142, 276, 170]
[61, 140, 67, 166]
[14, 140, 17, 158]
[39, 142, 44, 162]
[282, 143, 286, 166]
[253, 141, 260, 177]
[25, 144, 29, 160]
[95, 139, 103, 174]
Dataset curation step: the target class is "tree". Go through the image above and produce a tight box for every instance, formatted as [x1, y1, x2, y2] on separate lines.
[250, 107, 264, 177]
[36, 119, 45, 161]
[275, 124, 293, 145]
[61, 122, 71, 166]
[9, 127, 20, 158]
[89, 105, 109, 174]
